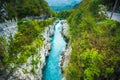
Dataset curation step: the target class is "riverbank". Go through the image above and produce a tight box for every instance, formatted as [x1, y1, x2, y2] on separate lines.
[0, 19, 71, 80]
[0, 19, 55, 80]
[43, 20, 67, 80]
[59, 20, 72, 80]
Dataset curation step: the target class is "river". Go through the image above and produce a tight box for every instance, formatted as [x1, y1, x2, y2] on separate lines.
[43, 21, 66, 80]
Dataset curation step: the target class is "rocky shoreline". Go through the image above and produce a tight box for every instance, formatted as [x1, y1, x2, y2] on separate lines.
[59, 20, 72, 80]
[0, 21, 54, 80]
[42, 20, 71, 80]
[0, 20, 71, 80]
[9, 24, 55, 80]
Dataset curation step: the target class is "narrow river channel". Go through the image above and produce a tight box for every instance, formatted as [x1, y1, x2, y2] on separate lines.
[43, 21, 66, 80]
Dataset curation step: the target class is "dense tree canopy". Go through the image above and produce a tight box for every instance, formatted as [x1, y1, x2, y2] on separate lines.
[64, 0, 120, 80]
[0, 0, 54, 20]
[0, 18, 55, 67]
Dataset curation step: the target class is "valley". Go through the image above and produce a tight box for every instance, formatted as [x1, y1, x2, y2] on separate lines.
[0, 0, 120, 80]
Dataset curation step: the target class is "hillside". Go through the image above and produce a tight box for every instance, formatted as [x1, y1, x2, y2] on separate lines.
[0, 0, 120, 80]
[64, 0, 120, 80]
[0, 0, 53, 21]
[0, 0, 56, 79]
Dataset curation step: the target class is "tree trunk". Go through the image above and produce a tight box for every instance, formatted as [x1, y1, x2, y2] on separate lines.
[110, 0, 118, 19]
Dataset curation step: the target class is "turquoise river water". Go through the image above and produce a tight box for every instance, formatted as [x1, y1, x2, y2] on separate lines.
[43, 21, 66, 80]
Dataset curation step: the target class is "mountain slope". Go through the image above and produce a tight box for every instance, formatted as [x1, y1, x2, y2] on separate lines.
[64, 0, 120, 80]
[0, 0, 55, 79]
[0, 0, 53, 20]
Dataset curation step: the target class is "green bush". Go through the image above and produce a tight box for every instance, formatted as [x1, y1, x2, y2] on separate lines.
[3, 0, 53, 19]
[0, 18, 55, 67]
[65, 0, 120, 79]
[57, 10, 73, 19]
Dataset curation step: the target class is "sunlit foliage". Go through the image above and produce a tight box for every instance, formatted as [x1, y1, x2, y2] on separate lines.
[65, 0, 120, 80]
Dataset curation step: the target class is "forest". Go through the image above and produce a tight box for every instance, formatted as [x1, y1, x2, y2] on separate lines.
[63, 0, 120, 80]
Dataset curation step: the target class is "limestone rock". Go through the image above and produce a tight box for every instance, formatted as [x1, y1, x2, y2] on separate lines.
[0, 21, 54, 80]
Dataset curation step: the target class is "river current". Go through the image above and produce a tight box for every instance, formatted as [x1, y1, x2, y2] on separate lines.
[43, 21, 66, 80]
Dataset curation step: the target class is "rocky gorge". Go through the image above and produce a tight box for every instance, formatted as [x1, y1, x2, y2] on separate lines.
[0, 19, 71, 80]
[59, 20, 72, 80]
[0, 0, 72, 80]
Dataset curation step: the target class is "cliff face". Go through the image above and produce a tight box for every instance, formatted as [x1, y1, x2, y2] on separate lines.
[57, 20, 72, 80]
[8, 25, 54, 80]
[0, 20, 55, 80]
[0, 0, 55, 79]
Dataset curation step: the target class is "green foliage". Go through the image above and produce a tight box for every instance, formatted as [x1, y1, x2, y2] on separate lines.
[0, 18, 55, 67]
[3, 0, 53, 19]
[0, 37, 9, 66]
[65, 0, 120, 80]
[0, 37, 7, 55]
[57, 10, 73, 19]
[82, 49, 101, 80]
